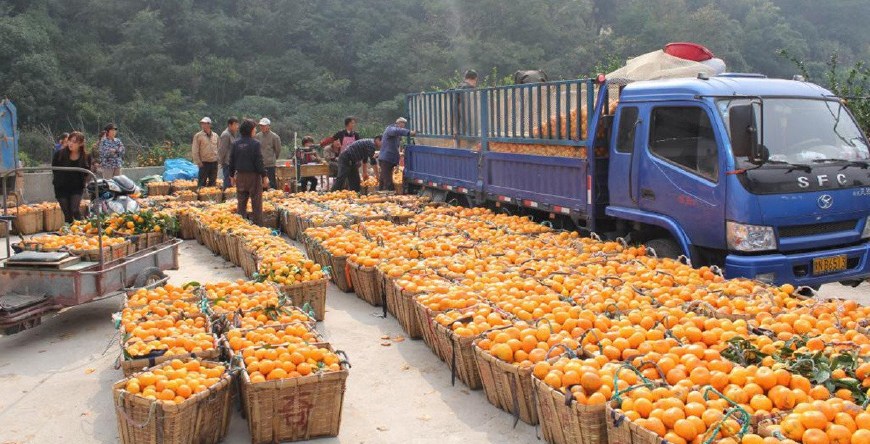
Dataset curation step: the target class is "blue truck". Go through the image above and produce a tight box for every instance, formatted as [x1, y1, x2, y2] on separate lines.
[402, 75, 870, 288]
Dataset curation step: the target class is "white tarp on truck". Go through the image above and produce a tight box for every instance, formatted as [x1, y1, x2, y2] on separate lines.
[607, 49, 725, 83]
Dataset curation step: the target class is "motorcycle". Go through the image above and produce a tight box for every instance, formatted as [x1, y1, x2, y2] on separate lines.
[87, 175, 141, 215]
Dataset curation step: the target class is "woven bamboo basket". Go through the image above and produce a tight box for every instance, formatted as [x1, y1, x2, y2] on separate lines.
[239, 247, 258, 279]
[43, 205, 64, 232]
[260, 210, 279, 229]
[382, 272, 399, 318]
[279, 209, 298, 239]
[145, 231, 168, 248]
[12, 210, 43, 234]
[197, 192, 223, 203]
[178, 213, 197, 240]
[534, 376, 607, 444]
[217, 232, 233, 261]
[0, 221, 7, 238]
[347, 260, 383, 306]
[193, 221, 204, 244]
[176, 193, 197, 202]
[203, 227, 219, 253]
[328, 254, 353, 293]
[171, 183, 197, 194]
[223, 189, 236, 200]
[279, 278, 328, 321]
[71, 240, 129, 262]
[433, 321, 482, 389]
[146, 182, 171, 196]
[128, 234, 147, 252]
[113, 360, 232, 444]
[241, 347, 348, 443]
[473, 341, 538, 425]
[605, 402, 634, 444]
[414, 301, 444, 358]
[394, 284, 423, 339]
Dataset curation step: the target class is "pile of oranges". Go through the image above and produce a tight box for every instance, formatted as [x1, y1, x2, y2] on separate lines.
[124, 359, 227, 405]
[240, 343, 343, 382]
[20, 234, 127, 251]
[294, 203, 870, 443]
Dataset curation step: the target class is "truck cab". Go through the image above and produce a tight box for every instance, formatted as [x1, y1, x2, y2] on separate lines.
[605, 75, 870, 287]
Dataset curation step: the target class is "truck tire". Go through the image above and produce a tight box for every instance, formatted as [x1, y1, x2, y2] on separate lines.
[134, 267, 166, 289]
[645, 238, 682, 259]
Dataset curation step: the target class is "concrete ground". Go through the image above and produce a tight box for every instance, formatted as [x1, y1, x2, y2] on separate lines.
[0, 239, 867, 443]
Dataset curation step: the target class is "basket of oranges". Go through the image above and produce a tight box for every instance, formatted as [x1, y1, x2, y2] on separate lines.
[146, 181, 171, 196]
[11, 204, 44, 234]
[197, 187, 223, 203]
[42, 202, 64, 232]
[112, 359, 232, 444]
[347, 256, 384, 307]
[237, 343, 349, 443]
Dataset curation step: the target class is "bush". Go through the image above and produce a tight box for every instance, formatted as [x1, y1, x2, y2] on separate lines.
[135, 141, 190, 167]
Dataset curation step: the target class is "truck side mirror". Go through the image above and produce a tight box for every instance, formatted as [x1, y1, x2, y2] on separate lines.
[729, 104, 763, 163]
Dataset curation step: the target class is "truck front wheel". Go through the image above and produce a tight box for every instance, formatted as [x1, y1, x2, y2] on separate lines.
[645, 238, 682, 259]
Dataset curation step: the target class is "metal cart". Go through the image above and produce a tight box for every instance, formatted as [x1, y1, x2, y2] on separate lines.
[0, 167, 182, 334]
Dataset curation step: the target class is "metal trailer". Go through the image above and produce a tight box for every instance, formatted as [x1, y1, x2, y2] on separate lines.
[0, 167, 181, 334]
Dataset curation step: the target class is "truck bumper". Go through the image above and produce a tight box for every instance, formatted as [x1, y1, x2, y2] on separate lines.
[725, 242, 870, 287]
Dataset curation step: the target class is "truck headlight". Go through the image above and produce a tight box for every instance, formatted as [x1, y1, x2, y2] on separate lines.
[863, 216, 870, 239]
[726, 221, 777, 252]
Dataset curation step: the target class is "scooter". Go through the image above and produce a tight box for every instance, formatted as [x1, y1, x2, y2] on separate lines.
[87, 175, 140, 215]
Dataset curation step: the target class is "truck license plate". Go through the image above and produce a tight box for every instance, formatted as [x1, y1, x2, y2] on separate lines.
[812, 255, 847, 275]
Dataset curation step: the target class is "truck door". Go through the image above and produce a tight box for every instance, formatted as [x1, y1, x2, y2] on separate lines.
[637, 104, 726, 249]
[608, 106, 642, 209]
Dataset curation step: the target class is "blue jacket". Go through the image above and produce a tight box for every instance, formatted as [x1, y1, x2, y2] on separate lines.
[377, 124, 410, 165]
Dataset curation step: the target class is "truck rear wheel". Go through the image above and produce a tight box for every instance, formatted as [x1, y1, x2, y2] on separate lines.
[645, 238, 682, 259]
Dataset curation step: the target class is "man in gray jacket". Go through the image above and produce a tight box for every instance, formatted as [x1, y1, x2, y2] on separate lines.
[255, 117, 282, 189]
[218, 117, 240, 190]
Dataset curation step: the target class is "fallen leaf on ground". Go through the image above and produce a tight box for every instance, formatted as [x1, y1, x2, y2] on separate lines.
[376, 426, 389, 432]
[392, 336, 405, 342]
[84, 368, 95, 374]
[380, 342, 391, 347]
[380, 335, 390, 340]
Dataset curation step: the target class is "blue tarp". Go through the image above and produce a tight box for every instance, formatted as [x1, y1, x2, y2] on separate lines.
[162, 158, 198, 181]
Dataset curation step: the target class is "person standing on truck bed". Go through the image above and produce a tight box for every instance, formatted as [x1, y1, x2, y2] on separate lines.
[452, 70, 478, 146]
[52, 131, 91, 223]
[192, 117, 220, 188]
[218, 117, 240, 190]
[378, 117, 415, 191]
[229, 119, 269, 226]
[331, 136, 381, 192]
[97, 123, 124, 179]
[256, 117, 282, 189]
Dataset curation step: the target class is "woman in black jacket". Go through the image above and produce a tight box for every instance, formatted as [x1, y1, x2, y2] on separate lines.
[52, 131, 92, 223]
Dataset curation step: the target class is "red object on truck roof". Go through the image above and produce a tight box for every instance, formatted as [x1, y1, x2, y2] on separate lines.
[664, 42, 714, 61]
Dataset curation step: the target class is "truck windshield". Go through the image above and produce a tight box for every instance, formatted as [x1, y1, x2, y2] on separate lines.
[718, 98, 870, 167]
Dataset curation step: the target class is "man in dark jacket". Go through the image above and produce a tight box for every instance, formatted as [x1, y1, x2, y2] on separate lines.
[331, 136, 381, 192]
[218, 117, 240, 190]
[377, 118, 415, 191]
[228, 119, 269, 226]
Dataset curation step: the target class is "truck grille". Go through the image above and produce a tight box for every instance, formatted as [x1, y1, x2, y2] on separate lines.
[779, 220, 858, 238]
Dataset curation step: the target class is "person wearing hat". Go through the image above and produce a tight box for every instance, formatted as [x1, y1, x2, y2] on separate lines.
[255, 118, 282, 189]
[97, 123, 125, 178]
[193, 117, 220, 187]
[378, 117, 416, 191]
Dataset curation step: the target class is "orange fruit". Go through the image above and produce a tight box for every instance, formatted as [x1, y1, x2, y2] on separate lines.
[801, 411, 829, 430]
[802, 428, 830, 444]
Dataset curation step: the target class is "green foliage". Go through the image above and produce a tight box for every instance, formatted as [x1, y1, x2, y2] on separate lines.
[0, 0, 867, 165]
[780, 50, 870, 133]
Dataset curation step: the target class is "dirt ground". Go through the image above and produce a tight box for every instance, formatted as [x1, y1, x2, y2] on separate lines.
[0, 239, 867, 443]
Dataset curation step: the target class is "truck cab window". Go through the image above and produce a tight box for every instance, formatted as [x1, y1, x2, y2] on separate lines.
[616, 107, 639, 153]
[649, 106, 718, 181]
